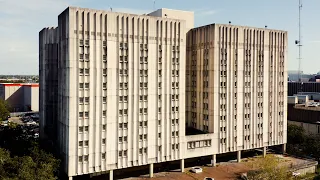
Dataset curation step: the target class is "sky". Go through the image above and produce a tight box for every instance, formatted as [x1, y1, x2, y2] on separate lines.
[0, 0, 319, 75]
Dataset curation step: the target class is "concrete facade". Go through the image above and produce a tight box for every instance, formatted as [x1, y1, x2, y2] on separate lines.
[51, 7, 188, 177]
[39, 6, 288, 179]
[0, 83, 39, 112]
[186, 24, 287, 154]
[39, 27, 59, 140]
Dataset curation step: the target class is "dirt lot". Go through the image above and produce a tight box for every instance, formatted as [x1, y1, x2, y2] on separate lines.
[121, 154, 315, 180]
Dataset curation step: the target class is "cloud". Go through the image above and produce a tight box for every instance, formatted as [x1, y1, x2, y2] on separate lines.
[197, 10, 217, 16]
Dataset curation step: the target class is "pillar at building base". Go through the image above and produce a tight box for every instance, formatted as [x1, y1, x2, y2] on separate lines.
[282, 143, 286, 154]
[68, 176, 72, 180]
[109, 170, 113, 180]
[263, 147, 267, 157]
[211, 154, 216, 167]
[180, 159, 185, 172]
[237, 150, 241, 162]
[149, 163, 154, 178]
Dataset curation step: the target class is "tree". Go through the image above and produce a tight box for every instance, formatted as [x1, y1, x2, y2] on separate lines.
[287, 124, 305, 145]
[247, 155, 291, 180]
[0, 99, 9, 122]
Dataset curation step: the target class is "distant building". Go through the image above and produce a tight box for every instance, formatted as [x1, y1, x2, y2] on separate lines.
[0, 83, 39, 112]
[288, 82, 320, 96]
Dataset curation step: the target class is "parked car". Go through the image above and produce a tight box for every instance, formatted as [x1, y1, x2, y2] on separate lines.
[191, 167, 203, 173]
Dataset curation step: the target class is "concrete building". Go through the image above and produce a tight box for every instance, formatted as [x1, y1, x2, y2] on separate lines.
[40, 6, 287, 180]
[288, 103, 320, 135]
[0, 83, 39, 112]
[186, 24, 287, 158]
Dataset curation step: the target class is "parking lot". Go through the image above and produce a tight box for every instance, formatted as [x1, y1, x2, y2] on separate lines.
[2, 112, 39, 139]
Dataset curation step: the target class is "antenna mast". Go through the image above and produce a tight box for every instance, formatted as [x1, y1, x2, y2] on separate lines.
[298, 0, 302, 83]
[153, 0, 156, 10]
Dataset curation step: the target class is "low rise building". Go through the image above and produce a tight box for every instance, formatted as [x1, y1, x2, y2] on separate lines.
[0, 83, 39, 112]
[288, 96, 320, 135]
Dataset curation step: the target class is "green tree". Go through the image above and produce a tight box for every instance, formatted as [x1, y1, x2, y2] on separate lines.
[0, 99, 9, 122]
[247, 155, 291, 180]
[287, 124, 305, 145]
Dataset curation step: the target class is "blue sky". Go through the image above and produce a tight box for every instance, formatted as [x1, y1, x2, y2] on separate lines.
[0, 0, 319, 75]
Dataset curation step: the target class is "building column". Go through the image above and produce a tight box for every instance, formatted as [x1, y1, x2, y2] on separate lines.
[211, 154, 216, 167]
[282, 143, 286, 154]
[263, 147, 267, 157]
[68, 176, 72, 180]
[149, 163, 154, 178]
[180, 159, 185, 172]
[109, 170, 113, 180]
[237, 150, 241, 162]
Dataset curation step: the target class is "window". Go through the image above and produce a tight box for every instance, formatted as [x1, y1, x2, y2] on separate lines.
[119, 137, 122, 143]
[158, 133, 161, 138]
[85, 68, 90, 75]
[139, 148, 143, 154]
[103, 110, 106, 117]
[80, 68, 84, 75]
[124, 136, 127, 142]
[158, 82, 161, 88]
[119, 151, 122, 157]
[79, 83, 84, 88]
[85, 112, 89, 118]
[139, 134, 143, 140]
[144, 148, 147, 153]
[103, 83, 107, 89]
[124, 150, 127, 157]
[102, 153, 106, 159]
[84, 140, 89, 146]
[84, 155, 88, 162]
[119, 123, 123, 128]
[85, 97, 89, 103]
[102, 139, 106, 144]
[85, 83, 89, 89]
[79, 127, 83, 133]
[79, 141, 83, 146]
[144, 121, 147, 126]
[79, 97, 84, 104]
[103, 125, 106, 130]
[144, 134, 147, 140]
[158, 107, 161, 113]
[124, 123, 128, 129]
[79, 156, 83, 162]
[85, 126, 89, 132]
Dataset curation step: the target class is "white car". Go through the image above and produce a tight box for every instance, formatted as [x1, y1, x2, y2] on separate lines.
[292, 172, 300, 177]
[34, 133, 39, 138]
[191, 167, 203, 173]
[26, 121, 37, 125]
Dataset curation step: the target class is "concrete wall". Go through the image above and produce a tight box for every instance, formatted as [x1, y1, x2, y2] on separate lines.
[288, 120, 320, 135]
[148, 8, 194, 31]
